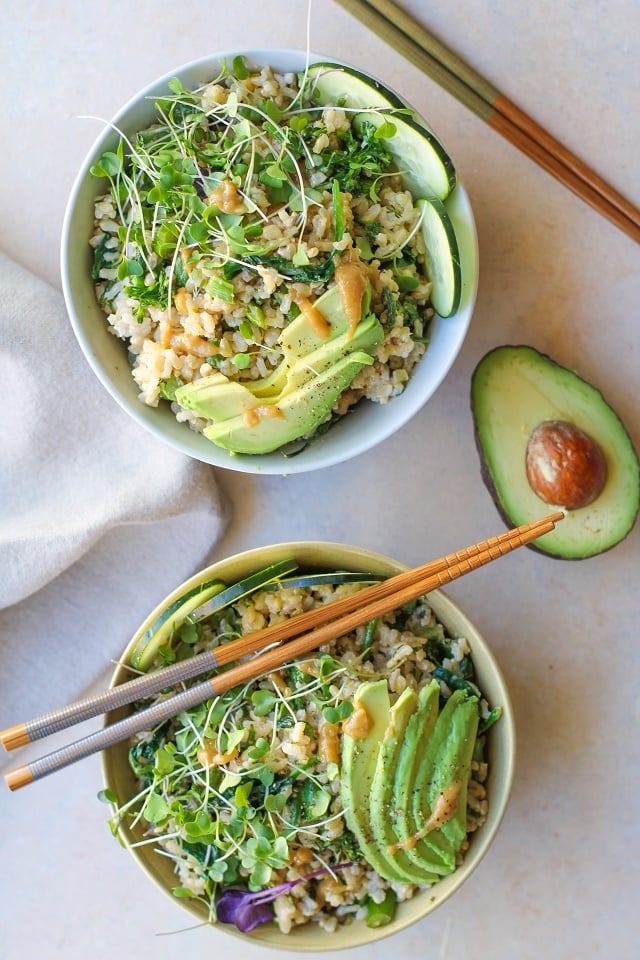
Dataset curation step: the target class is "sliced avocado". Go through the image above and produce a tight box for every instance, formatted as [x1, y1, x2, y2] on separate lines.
[279, 282, 365, 359]
[240, 359, 291, 400]
[422, 693, 479, 851]
[202, 350, 375, 455]
[391, 681, 456, 875]
[404, 690, 477, 873]
[174, 284, 381, 430]
[341, 680, 412, 883]
[295, 308, 381, 378]
[369, 687, 440, 884]
[471, 345, 640, 558]
[175, 372, 264, 420]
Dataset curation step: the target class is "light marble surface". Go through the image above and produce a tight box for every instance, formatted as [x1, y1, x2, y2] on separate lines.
[1, 1, 639, 958]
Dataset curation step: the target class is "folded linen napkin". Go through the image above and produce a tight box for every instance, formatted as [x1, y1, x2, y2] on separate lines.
[0, 251, 230, 734]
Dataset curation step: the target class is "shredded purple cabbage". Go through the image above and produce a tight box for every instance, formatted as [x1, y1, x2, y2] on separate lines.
[217, 862, 354, 932]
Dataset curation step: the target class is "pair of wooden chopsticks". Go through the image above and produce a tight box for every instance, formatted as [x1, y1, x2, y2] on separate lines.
[333, 0, 640, 243]
[2, 512, 563, 791]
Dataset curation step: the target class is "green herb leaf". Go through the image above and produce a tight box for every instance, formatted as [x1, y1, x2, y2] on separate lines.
[154, 746, 176, 776]
[142, 792, 171, 825]
[167, 77, 188, 95]
[355, 236, 374, 260]
[248, 737, 270, 760]
[219, 771, 242, 793]
[251, 689, 278, 716]
[232, 353, 252, 369]
[478, 706, 503, 734]
[172, 886, 198, 899]
[332, 179, 344, 242]
[395, 273, 420, 292]
[264, 793, 286, 812]
[90, 150, 123, 179]
[97, 788, 117, 804]
[232, 55, 250, 80]
[373, 119, 397, 140]
[158, 375, 183, 401]
[290, 114, 309, 132]
[117, 257, 144, 281]
[246, 304, 266, 328]
[264, 99, 284, 123]
[206, 276, 235, 302]
[91, 233, 114, 279]
[234, 782, 253, 808]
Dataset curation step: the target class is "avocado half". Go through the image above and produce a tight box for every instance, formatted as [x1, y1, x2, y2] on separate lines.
[471, 345, 640, 559]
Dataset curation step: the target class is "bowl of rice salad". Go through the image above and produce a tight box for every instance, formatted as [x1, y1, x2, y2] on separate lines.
[61, 49, 478, 474]
[101, 541, 515, 950]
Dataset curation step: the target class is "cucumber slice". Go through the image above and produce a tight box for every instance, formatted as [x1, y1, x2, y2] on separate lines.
[129, 578, 227, 671]
[353, 110, 456, 201]
[188, 558, 299, 622]
[306, 61, 407, 112]
[417, 197, 461, 317]
[269, 571, 386, 589]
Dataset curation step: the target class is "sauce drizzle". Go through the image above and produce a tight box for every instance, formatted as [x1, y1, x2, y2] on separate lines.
[387, 780, 462, 855]
[207, 179, 245, 214]
[242, 404, 285, 428]
[335, 252, 368, 339]
[290, 290, 331, 339]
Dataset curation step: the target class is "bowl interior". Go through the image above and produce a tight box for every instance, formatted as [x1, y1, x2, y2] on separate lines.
[61, 48, 478, 476]
[102, 542, 515, 951]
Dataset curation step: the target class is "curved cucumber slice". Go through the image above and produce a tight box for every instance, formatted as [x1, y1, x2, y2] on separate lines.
[353, 109, 456, 200]
[306, 61, 407, 111]
[417, 197, 461, 317]
[130, 579, 227, 671]
[272, 571, 386, 589]
[188, 558, 299, 622]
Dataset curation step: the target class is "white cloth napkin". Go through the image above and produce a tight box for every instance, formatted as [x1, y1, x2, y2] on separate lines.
[0, 252, 230, 738]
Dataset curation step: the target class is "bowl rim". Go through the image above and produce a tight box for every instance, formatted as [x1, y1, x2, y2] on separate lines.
[60, 47, 479, 476]
[101, 540, 515, 951]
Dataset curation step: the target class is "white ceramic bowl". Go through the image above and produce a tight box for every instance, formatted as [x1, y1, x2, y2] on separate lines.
[61, 49, 478, 475]
[102, 541, 514, 951]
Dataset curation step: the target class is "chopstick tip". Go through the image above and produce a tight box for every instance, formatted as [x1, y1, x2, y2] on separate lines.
[0, 723, 30, 752]
[4, 765, 34, 792]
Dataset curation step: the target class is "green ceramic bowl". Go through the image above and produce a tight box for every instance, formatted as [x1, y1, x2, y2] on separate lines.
[102, 542, 515, 950]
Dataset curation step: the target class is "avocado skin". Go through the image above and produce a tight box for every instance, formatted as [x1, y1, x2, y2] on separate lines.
[471, 344, 640, 560]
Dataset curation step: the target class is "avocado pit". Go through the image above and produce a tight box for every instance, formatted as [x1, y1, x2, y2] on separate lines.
[525, 419, 607, 510]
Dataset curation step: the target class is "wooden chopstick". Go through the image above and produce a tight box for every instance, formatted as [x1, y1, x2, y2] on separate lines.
[333, 0, 640, 243]
[0, 511, 559, 754]
[3, 512, 562, 791]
